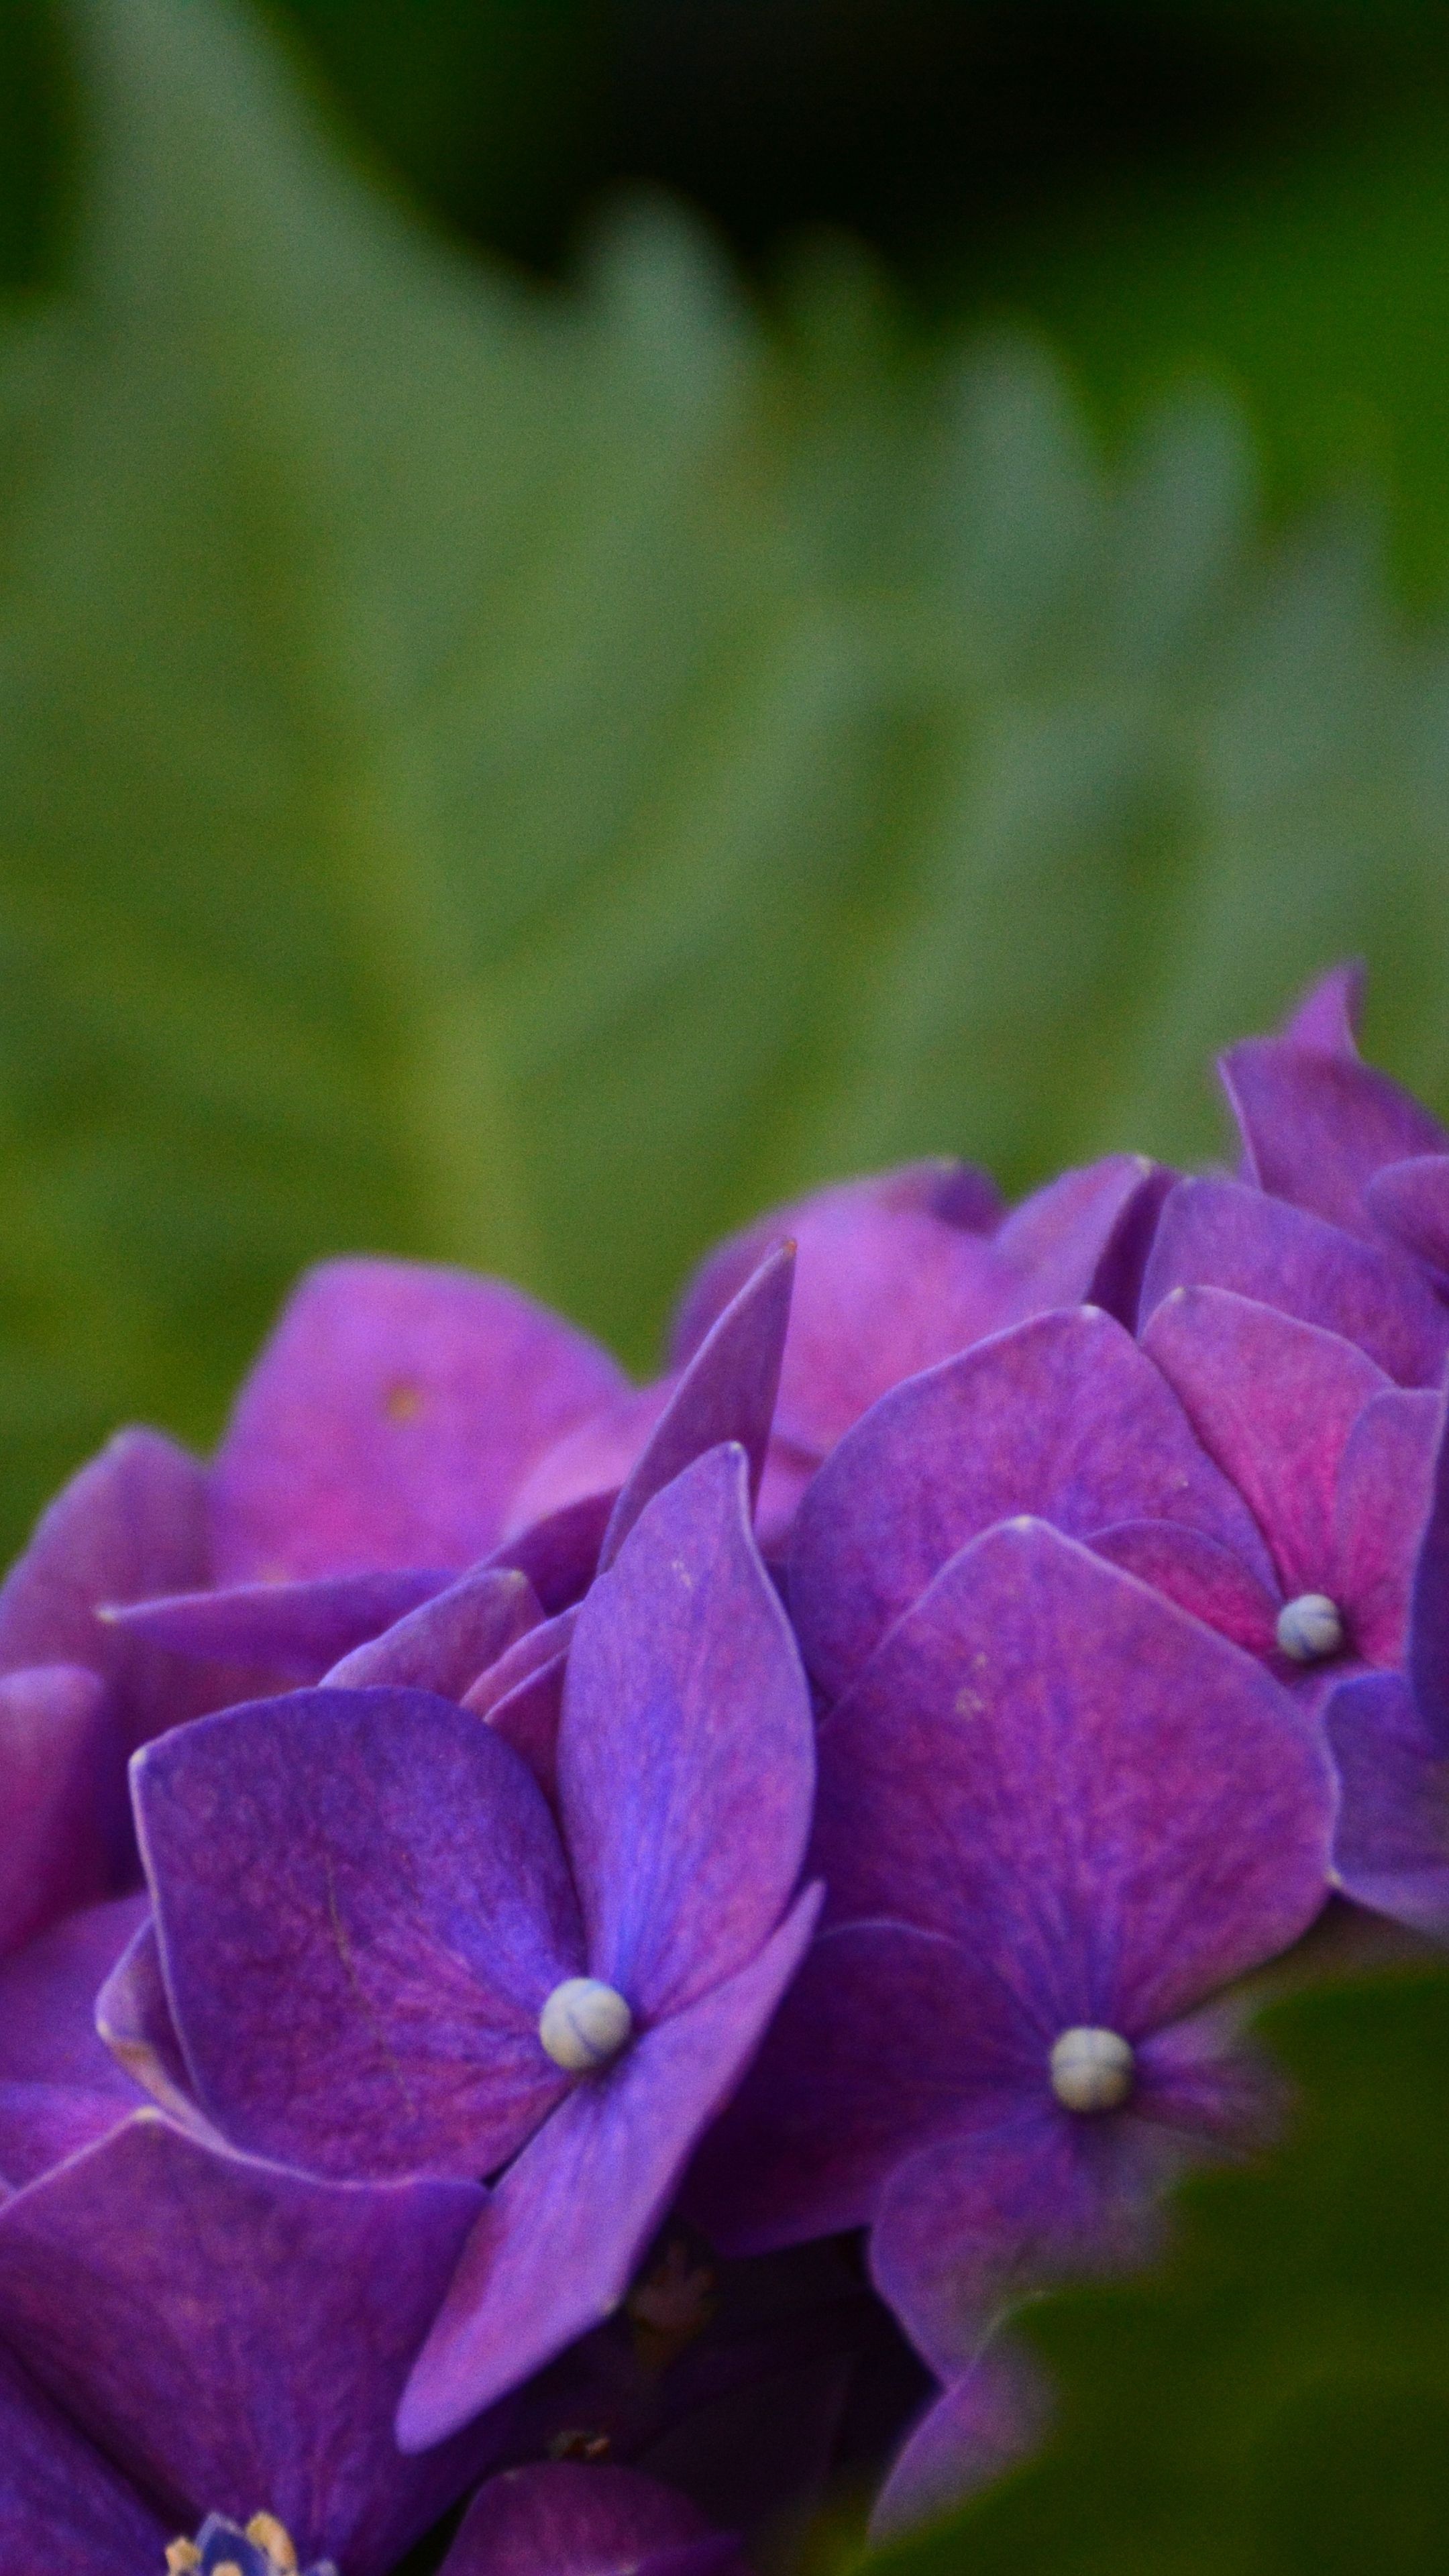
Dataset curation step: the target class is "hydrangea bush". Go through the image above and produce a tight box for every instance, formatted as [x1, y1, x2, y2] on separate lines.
[4, 965, 1449, 2573]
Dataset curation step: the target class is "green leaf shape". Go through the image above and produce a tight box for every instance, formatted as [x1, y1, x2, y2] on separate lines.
[3, 0, 1449, 1556]
[869, 1966, 1449, 2576]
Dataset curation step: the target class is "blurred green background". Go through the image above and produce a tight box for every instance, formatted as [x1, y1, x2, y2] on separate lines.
[5, 8, 1449, 2568]
[7, 0, 1449, 1566]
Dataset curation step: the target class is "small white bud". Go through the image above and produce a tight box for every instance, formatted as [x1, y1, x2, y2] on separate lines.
[1275, 1593, 1344, 1664]
[539, 1977, 633, 2072]
[1050, 2026, 1135, 2114]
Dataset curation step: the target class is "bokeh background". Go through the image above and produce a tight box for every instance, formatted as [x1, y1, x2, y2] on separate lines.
[6, 11, 1449, 2571]
[5, 0, 1449, 1564]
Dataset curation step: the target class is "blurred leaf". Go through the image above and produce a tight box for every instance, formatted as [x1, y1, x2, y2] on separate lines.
[2, 0, 1449, 1554]
[869, 1967, 1449, 2576]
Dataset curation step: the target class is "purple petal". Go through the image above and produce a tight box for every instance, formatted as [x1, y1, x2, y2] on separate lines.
[465, 1608, 578, 1718]
[1364, 1154, 1449, 1275]
[1281, 960, 1364, 1057]
[486, 1491, 614, 1615]
[135, 1689, 581, 2180]
[987, 1155, 1170, 1328]
[0, 1665, 115, 1957]
[686, 1921, 1024, 2256]
[210, 1258, 627, 1582]
[560, 1447, 814, 2022]
[1089, 1521, 1279, 1654]
[812, 1521, 1333, 2029]
[1140, 1177, 1449, 1386]
[398, 1890, 820, 2447]
[1326, 1670, 1449, 1937]
[0, 2341, 168, 2573]
[324, 1566, 539, 1692]
[480, 1652, 569, 1803]
[0, 1428, 209, 1752]
[440, 2464, 745, 2576]
[107, 1566, 447, 1680]
[868, 2107, 1184, 2377]
[790, 1306, 1274, 1703]
[600, 1247, 794, 1570]
[1331, 1388, 1439, 1662]
[0, 1894, 147, 2093]
[95, 1915, 205, 2129]
[0, 2113, 492, 2576]
[1411, 1389, 1449, 1743]
[1142, 1287, 1386, 1596]
[868, 2346, 1049, 2548]
[1220, 1038, 1448, 1236]
[502, 1386, 667, 1543]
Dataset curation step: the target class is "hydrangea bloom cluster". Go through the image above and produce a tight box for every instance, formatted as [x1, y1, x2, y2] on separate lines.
[3, 963, 1448, 2570]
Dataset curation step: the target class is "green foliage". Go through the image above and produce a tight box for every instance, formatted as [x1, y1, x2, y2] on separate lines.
[3, 0, 1449, 1557]
[871, 1966, 1449, 2576]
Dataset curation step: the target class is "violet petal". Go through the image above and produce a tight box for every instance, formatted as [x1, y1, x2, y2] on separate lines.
[1281, 961, 1364, 1058]
[1364, 1153, 1449, 1275]
[95, 1914, 205, 2129]
[1330, 1388, 1439, 1663]
[439, 2463, 745, 2576]
[560, 1448, 814, 2022]
[135, 1689, 581, 2180]
[107, 1566, 448, 1680]
[1220, 1038, 1447, 1236]
[867, 2345, 1049, 2548]
[481, 1651, 570, 1803]
[324, 1566, 539, 1692]
[0, 1665, 114, 1957]
[210, 1258, 626, 1582]
[0, 2341, 168, 2573]
[1326, 1670, 1449, 1938]
[1088, 1521, 1279, 1655]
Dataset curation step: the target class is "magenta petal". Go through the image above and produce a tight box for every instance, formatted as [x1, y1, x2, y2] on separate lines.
[600, 1246, 794, 1570]
[1089, 1522, 1279, 1654]
[1331, 1389, 1439, 1662]
[135, 1689, 581, 2180]
[107, 1566, 447, 1679]
[441, 2464, 745, 2576]
[869, 2108, 1179, 2375]
[1281, 961, 1364, 1058]
[790, 1306, 1273, 1702]
[0, 1665, 115, 1957]
[0, 2342, 168, 2573]
[398, 1890, 820, 2447]
[0, 1428, 208, 1748]
[868, 2347, 1048, 2548]
[325, 1566, 539, 1691]
[1220, 1038, 1448, 1236]
[95, 1913, 204, 2129]
[1140, 1177, 1449, 1386]
[1364, 1154, 1449, 1274]
[1326, 1671, 1449, 1937]
[813, 1521, 1332, 2028]
[1142, 1287, 1387, 1595]
[481, 1651, 569, 1802]
[686, 1920, 1026, 2256]
[561, 1447, 814, 2022]
[210, 1258, 627, 1582]
[0, 2114, 492, 2576]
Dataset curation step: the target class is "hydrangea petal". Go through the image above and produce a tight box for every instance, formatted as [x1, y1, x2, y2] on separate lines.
[464, 1607, 578, 1719]
[987, 1155, 1169, 1326]
[867, 2347, 1048, 2548]
[687, 1921, 1025, 2255]
[600, 1247, 794, 1571]
[790, 1307, 1273, 1701]
[1140, 1177, 1449, 1385]
[95, 1913, 203, 2128]
[480, 1650, 570, 1802]
[108, 1567, 447, 1680]
[398, 1892, 820, 2447]
[1331, 1389, 1439, 1662]
[560, 1447, 814, 2023]
[1281, 961, 1364, 1058]
[0, 2342, 168, 2574]
[324, 1566, 539, 1692]
[812, 1521, 1333, 2029]
[0, 1895, 147, 2095]
[0, 2112, 491, 2576]
[210, 1258, 627, 1582]
[486, 1492, 614, 1615]
[1326, 1671, 1449, 1938]
[0, 1665, 114, 1956]
[135, 1689, 582, 2180]
[1220, 1038, 1448, 1236]
[1364, 1154, 1449, 1274]
[1409, 1397, 1449, 1745]
[1142, 1287, 1387, 1595]
[440, 2464, 745, 2576]
[1088, 1521, 1279, 1654]
[501, 1387, 668, 1542]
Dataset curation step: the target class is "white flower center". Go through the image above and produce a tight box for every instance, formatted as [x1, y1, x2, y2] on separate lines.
[1050, 2026, 1135, 2114]
[1275, 1593, 1344, 1664]
[539, 1977, 634, 2072]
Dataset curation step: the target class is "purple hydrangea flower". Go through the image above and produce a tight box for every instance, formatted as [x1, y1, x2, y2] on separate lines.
[690, 1521, 1333, 2369]
[122, 1446, 818, 2444]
